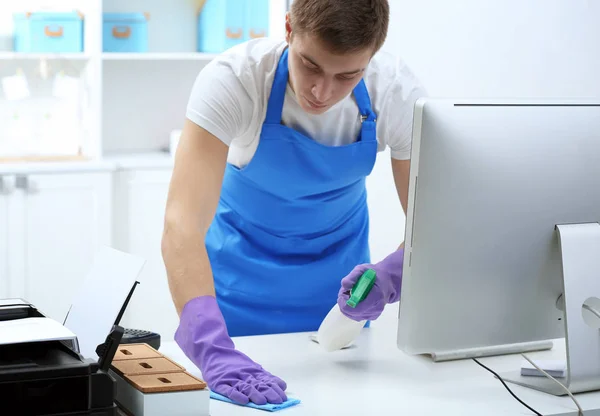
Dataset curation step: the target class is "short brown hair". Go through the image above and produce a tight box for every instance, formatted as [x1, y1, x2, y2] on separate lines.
[289, 0, 389, 54]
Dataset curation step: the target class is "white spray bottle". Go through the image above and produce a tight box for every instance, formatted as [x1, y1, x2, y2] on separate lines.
[316, 268, 376, 351]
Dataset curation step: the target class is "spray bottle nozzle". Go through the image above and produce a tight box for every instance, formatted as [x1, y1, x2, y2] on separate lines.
[346, 269, 377, 308]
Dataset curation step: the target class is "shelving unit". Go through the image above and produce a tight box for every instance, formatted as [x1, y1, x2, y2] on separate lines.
[0, 0, 285, 163]
[101, 52, 217, 61]
[0, 52, 91, 60]
[0, 0, 289, 339]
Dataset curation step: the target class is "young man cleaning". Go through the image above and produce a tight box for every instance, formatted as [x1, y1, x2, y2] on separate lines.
[162, 0, 426, 406]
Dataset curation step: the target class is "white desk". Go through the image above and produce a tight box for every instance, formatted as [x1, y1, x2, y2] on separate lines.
[159, 309, 600, 416]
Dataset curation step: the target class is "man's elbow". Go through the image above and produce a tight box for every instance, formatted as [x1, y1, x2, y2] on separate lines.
[161, 210, 176, 264]
[161, 206, 205, 261]
[161, 206, 187, 262]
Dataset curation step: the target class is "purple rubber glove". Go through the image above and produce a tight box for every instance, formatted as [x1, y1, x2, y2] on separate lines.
[337, 248, 405, 322]
[174, 296, 287, 405]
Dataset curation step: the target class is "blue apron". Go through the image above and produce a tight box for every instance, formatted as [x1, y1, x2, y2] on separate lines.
[205, 48, 378, 336]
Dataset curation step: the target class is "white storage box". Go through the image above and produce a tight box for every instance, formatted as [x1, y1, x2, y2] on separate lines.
[110, 343, 210, 416]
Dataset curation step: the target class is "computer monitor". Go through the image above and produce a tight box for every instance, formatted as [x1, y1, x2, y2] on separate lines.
[397, 98, 600, 395]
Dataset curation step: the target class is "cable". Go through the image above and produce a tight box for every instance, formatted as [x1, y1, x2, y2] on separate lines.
[521, 354, 583, 416]
[472, 358, 543, 416]
[583, 304, 600, 320]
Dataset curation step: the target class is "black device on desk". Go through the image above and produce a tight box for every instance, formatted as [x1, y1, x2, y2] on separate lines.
[121, 327, 161, 350]
[0, 341, 118, 416]
[1, 275, 160, 415]
[0, 303, 124, 416]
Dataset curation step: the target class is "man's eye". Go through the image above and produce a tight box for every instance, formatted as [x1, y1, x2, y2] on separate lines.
[338, 74, 358, 81]
[303, 61, 319, 71]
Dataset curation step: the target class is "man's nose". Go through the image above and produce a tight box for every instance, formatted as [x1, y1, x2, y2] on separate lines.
[312, 77, 333, 103]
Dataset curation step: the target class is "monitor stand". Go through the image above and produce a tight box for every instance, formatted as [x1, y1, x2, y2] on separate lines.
[501, 222, 600, 396]
[427, 340, 554, 362]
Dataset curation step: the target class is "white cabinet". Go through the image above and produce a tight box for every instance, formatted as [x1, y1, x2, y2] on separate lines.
[0, 175, 14, 299]
[1, 171, 112, 322]
[0, 185, 6, 298]
[113, 168, 180, 341]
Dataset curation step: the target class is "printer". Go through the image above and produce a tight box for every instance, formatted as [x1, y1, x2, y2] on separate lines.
[0, 299, 122, 416]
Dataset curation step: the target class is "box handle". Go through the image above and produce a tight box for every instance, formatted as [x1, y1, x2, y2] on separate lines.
[112, 26, 132, 39]
[196, 0, 208, 16]
[226, 28, 243, 39]
[249, 29, 266, 39]
[44, 25, 64, 38]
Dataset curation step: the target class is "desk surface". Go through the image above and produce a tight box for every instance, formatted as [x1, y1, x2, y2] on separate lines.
[159, 308, 600, 416]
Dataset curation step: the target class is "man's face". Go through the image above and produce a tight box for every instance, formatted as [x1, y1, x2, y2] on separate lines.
[286, 22, 373, 115]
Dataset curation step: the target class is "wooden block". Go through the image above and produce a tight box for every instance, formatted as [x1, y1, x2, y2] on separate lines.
[113, 344, 162, 361]
[126, 372, 207, 394]
[111, 357, 185, 377]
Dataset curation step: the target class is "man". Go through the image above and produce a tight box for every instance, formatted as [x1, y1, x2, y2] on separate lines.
[162, 0, 426, 406]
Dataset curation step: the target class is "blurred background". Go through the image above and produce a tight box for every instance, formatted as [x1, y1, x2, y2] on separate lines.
[0, 0, 598, 339]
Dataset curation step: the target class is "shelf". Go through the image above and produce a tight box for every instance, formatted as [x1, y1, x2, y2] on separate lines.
[0, 157, 116, 175]
[102, 52, 217, 62]
[0, 151, 174, 174]
[104, 151, 174, 170]
[0, 52, 215, 62]
[0, 52, 91, 61]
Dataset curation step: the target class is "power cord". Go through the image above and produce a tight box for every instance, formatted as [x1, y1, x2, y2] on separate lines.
[521, 353, 583, 416]
[473, 355, 585, 416]
[472, 358, 543, 416]
[472, 300, 597, 414]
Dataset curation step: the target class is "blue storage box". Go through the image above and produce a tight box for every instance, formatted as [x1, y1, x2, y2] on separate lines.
[13, 11, 84, 53]
[197, 0, 269, 53]
[245, 0, 269, 42]
[103, 13, 148, 53]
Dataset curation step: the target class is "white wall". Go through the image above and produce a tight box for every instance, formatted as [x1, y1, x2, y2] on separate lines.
[367, 0, 600, 264]
[385, 0, 600, 98]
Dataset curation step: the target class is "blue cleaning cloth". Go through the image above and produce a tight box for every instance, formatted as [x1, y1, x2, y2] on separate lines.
[210, 391, 301, 412]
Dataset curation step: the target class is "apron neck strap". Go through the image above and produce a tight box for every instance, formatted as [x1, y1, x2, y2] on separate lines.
[265, 48, 290, 125]
[264, 47, 377, 125]
[353, 78, 377, 123]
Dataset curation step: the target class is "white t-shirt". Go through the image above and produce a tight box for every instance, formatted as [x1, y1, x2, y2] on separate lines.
[186, 38, 427, 167]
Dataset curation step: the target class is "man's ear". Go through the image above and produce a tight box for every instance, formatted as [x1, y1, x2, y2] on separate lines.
[285, 12, 292, 43]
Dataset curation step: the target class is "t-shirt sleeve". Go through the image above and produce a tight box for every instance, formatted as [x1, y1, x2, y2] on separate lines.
[382, 62, 428, 160]
[186, 56, 255, 146]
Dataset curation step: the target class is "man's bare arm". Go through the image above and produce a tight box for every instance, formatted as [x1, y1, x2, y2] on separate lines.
[392, 158, 410, 249]
[161, 119, 228, 316]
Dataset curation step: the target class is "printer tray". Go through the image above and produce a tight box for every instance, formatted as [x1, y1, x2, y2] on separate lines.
[59, 407, 118, 416]
[0, 340, 116, 416]
[52, 407, 117, 416]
